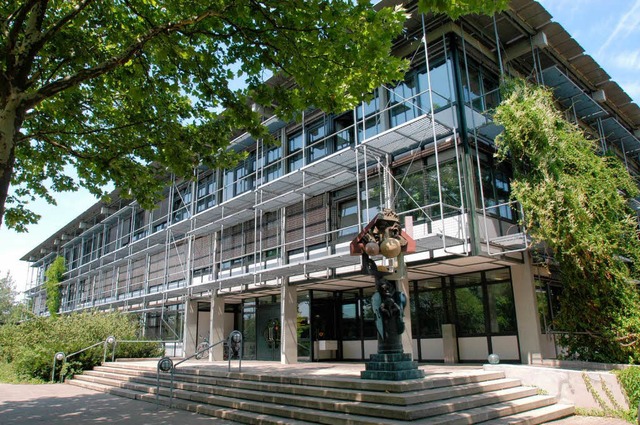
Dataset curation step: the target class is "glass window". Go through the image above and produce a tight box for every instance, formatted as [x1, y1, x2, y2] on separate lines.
[487, 282, 517, 333]
[395, 162, 427, 222]
[341, 291, 359, 340]
[334, 112, 355, 151]
[478, 161, 515, 220]
[357, 91, 381, 142]
[287, 131, 304, 172]
[426, 161, 462, 218]
[307, 121, 328, 163]
[362, 286, 377, 339]
[196, 172, 217, 212]
[389, 76, 419, 127]
[297, 294, 311, 357]
[263, 144, 282, 183]
[242, 301, 256, 360]
[419, 58, 454, 111]
[413, 279, 444, 338]
[172, 184, 192, 222]
[455, 285, 486, 335]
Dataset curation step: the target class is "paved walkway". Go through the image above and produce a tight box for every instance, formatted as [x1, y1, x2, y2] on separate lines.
[0, 361, 634, 425]
[0, 383, 239, 425]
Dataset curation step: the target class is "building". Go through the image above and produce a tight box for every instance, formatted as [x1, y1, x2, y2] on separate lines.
[22, 0, 640, 364]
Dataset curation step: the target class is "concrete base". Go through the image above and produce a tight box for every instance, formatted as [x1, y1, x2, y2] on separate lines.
[361, 352, 426, 381]
[484, 364, 629, 410]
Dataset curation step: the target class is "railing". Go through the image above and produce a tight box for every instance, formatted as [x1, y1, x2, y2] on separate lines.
[106, 339, 182, 362]
[51, 335, 116, 383]
[155, 330, 243, 409]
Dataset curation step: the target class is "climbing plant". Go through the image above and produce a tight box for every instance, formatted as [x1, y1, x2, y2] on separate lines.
[44, 256, 66, 317]
[494, 78, 640, 363]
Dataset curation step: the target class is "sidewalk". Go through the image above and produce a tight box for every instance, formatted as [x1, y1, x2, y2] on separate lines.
[1, 381, 633, 425]
[0, 383, 240, 424]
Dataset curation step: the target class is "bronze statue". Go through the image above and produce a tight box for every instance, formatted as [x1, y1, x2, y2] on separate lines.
[364, 257, 405, 353]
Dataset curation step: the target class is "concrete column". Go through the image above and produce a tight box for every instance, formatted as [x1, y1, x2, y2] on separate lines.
[511, 253, 543, 364]
[280, 278, 298, 364]
[210, 291, 225, 361]
[183, 298, 198, 357]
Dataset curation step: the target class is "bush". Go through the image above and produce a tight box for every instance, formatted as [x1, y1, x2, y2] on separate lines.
[0, 310, 163, 381]
[616, 366, 640, 410]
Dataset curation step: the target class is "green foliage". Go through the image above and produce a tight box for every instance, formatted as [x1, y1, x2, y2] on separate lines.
[494, 78, 640, 363]
[0, 0, 409, 230]
[418, 0, 510, 19]
[44, 256, 66, 317]
[616, 367, 640, 412]
[0, 310, 162, 382]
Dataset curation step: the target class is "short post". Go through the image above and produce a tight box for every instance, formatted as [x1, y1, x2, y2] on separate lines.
[51, 352, 65, 383]
[156, 357, 173, 409]
[103, 336, 116, 363]
[227, 330, 243, 372]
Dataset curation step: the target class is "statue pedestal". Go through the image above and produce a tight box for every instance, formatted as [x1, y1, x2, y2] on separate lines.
[360, 352, 425, 381]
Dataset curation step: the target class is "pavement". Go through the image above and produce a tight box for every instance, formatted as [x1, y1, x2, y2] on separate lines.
[0, 362, 635, 425]
[0, 383, 239, 424]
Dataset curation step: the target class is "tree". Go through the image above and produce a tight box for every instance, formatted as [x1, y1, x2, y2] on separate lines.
[0, 271, 17, 323]
[44, 256, 65, 317]
[494, 78, 640, 363]
[1, 1, 508, 232]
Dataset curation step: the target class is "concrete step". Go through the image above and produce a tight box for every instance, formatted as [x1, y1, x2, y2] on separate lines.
[69, 362, 574, 425]
[95, 362, 509, 393]
[71, 373, 547, 423]
[481, 404, 576, 425]
[423, 395, 562, 424]
[83, 367, 524, 406]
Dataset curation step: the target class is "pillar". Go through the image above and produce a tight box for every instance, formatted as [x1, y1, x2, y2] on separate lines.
[183, 298, 198, 357]
[280, 278, 298, 364]
[511, 253, 543, 364]
[210, 291, 225, 361]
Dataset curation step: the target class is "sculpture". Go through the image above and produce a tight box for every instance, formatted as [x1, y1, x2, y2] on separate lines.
[364, 257, 405, 353]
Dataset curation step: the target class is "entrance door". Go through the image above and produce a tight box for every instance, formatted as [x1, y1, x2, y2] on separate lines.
[256, 304, 280, 360]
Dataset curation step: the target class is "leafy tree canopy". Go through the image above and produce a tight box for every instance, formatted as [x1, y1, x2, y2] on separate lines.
[494, 78, 640, 363]
[1, 1, 507, 232]
[418, 0, 510, 19]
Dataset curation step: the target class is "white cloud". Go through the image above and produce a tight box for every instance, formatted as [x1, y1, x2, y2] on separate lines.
[597, 0, 640, 56]
[619, 81, 640, 101]
[611, 50, 640, 70]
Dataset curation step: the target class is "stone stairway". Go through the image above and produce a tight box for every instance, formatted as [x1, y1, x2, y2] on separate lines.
[67, 361, 574, 424]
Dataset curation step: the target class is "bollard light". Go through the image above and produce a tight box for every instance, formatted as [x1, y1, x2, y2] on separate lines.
[55, 352, 65, 361]
[158, 357, 173, 373]
[106, 336, 116, 345]
[487, 353, 500, 365]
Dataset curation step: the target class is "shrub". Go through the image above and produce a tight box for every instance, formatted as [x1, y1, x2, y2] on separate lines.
[0, 310, 163, 381]
[616, 366, 640, 410]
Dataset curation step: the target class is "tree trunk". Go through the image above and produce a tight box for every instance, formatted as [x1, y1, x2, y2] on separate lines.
[0, 96, 20, 230]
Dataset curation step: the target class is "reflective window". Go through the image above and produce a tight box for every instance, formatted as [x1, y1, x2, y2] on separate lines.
[196, 172, 217, 213]
[287, 132, 304, 172]
[357, 91, 381, 142]
[413, 279, 445, 338]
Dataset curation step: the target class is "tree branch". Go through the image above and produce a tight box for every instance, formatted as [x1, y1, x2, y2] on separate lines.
[21, 8, 224, 110]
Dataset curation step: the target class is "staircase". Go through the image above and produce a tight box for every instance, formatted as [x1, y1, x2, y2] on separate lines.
[67, 361, 574, 424]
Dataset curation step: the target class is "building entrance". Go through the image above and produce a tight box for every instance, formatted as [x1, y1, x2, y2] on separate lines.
[256, 303, 281, 360]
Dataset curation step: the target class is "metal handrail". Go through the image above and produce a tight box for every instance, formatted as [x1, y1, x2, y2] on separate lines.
[156, 330, 243, 409]
[51, 336, 116, 383]
[107, 339, 181, 362]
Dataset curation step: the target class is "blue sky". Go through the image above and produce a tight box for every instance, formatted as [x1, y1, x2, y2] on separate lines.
[1, 0, 640, 294]
[538, 0, 640, 105]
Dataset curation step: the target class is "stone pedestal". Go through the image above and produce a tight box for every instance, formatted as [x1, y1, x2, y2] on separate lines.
[361, 353, 425, 381]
